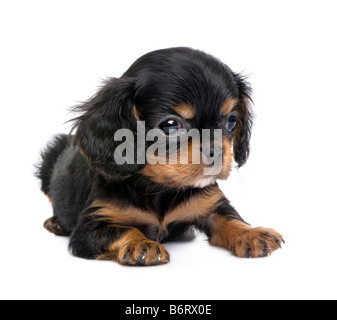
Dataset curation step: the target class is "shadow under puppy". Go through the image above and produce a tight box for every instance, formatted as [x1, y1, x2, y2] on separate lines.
[36, 47, 283, 266]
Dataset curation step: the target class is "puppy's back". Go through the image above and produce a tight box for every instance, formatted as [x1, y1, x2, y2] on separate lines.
[36, 134, 69, 196]
[36, 134, 93, 233]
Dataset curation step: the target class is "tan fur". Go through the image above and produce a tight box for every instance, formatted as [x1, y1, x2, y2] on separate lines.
[216, 138, 233, 180]
[173, 103, 196, 119]
[209, 215, 283, 258]
[209, 215, 250, 249]
[90, 185, 224, 229]
[142, 136, 233, 188]
[46, 194, 53, 204]
[98, 226, 170, 265]
[141, 139, 205, 188]
[43, 216, 69, 236]
[141, 137, 233, 188]
[90, 201, 158, 225]
[220, 97, 238, 116]
[164, 185, 224, 225]
[133, 104, 141, 121]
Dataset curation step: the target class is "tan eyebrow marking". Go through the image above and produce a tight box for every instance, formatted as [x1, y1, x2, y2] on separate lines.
[133, 105, 141, 121]
[220, 98, 238, 116]
[173, 103, 196, 119]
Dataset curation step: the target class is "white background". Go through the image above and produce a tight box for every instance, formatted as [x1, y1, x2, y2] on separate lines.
[1, 0, 337, 300]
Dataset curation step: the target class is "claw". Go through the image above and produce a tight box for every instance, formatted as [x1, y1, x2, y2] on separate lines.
[244, 244, 252, 258]
[136, 245, 147, 265]
[259, 240, 269, 257]
[262, 232, 284, 248]
[123, 246, 132, 264]
[151, 246, 162, 265]
[272, 235, 282, 248]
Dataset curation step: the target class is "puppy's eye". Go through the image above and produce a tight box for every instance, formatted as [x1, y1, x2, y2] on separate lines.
[226, 113, 238, 132]
[158, 119, 182, 134]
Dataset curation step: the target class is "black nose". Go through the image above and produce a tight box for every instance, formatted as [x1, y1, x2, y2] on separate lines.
[202, 146, 223, 161]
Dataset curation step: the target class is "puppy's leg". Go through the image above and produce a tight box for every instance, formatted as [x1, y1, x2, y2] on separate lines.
[205, 202, 284, 258]
[98, 226, 170, 266]
[69, 215, 169, 266]
[44, 216, 70, 236]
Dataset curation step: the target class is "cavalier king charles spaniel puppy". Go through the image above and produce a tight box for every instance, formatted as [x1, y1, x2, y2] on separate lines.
[36, 47, 283, 266]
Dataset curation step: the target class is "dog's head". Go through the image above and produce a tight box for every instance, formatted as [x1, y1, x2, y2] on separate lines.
[72, 47, 253, 188]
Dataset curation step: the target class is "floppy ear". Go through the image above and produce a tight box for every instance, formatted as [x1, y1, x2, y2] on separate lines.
[72, 77, 144, 181]
[233, 74, 254, 167]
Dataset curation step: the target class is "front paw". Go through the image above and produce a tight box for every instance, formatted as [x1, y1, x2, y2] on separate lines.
[231, 227, 284, 258]
[118, 241, 170, 266]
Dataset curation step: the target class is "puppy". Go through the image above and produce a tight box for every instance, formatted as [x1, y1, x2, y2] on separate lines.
[36, 47, 283, 266]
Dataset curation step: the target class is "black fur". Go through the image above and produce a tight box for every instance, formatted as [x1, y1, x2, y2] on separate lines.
[35, 47, 279, 265]
[36, 134, 69, 195]
[232, 73, 254, 166]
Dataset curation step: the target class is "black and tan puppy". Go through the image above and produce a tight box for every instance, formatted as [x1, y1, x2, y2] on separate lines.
[36, 47, 283, 266]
